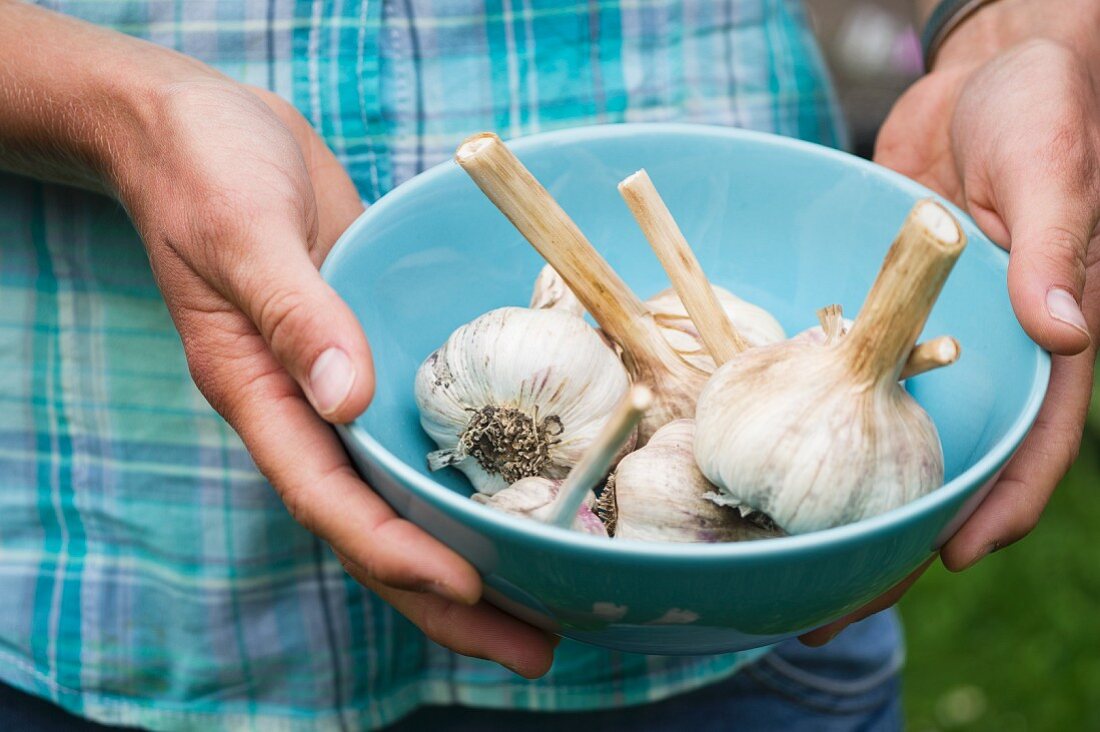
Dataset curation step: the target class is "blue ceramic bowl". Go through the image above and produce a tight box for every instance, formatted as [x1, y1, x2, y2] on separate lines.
[321, 124, 1049, 655]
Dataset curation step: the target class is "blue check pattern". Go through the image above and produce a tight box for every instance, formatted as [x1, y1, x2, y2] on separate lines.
[1, 1, 844, 728]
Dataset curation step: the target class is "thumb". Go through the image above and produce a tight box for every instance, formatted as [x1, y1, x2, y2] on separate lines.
[234, 244, 375, 423]
[1000, 176, 1096, 355]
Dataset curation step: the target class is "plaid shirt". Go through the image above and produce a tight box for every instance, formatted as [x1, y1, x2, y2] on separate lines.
[0, 1, 844, 729]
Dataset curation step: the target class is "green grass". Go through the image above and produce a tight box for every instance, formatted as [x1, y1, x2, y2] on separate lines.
[902, 369, 1100, 731]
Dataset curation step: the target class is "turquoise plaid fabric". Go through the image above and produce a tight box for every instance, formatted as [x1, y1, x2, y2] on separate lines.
[1, 1, 844, 729]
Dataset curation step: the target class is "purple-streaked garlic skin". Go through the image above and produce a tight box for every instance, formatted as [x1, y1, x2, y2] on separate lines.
[695, 200, 963, 536]
[603, 420, 783, 543]
[472, 476, 608, 536]
[694, 341, 943, 535]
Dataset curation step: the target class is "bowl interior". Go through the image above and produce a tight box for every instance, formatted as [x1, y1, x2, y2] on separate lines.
[324, 124, 1046, 512]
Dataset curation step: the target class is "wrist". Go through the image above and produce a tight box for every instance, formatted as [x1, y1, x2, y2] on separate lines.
[931, 0, 1100, 71]
[0, 2, 224, 194]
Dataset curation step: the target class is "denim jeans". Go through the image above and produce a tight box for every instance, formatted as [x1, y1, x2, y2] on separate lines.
[0, 611, 901, 731]
[386, 610, 903, 732]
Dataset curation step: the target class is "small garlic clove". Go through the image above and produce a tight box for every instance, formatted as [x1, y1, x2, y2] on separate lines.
[416, 306, 631, 495]
[530, 264, 586, 317]
[647, 286, 786, 372]
[472, 477, 608, 536]
[603, 420, 783, 543]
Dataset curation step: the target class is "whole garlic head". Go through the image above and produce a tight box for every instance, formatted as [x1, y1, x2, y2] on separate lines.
[600, 420, 781, 543]
[472, 477, 608, 536]
[647, 286, 786, 371]
[694, 200, 965, 535]
[416, 306, 631, 495]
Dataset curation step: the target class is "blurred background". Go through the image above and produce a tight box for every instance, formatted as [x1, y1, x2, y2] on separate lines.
[804, 2, 1100, 730]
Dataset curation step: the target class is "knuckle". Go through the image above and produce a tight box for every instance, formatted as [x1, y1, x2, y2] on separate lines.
[255, 286, 315, 362]
[1037, 225, 1090, 287]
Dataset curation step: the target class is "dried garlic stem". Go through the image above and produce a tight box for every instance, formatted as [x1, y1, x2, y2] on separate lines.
[817, 304, 845, 344]
[455, 134, 662, 367]
[843, 199, 966, 384]
[456, 133, 703, 441]
[817, 303, 960, 379]
[618, 169, 750, 366]
[545, 386, 652, 528]
[901, 336, 961, 379]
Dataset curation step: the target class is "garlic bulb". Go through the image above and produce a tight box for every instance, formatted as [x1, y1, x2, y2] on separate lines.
[472, 478, 608, 536]
[647, 285, 785, 371]
[470, 386, 650, 537]
[694, 200, 966, 535]
[530, 264, 586, 317]
[415, 306, 630, 495]
[456, 136, 758, 443]
[800, 304, 962, 380]
[599, 420, 781, 542]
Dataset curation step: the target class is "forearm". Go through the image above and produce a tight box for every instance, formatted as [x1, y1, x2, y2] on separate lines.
[914, 0, 1100, 69]
[0, 1, 215, 193]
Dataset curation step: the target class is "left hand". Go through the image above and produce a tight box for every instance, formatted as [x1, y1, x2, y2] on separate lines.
[802, 0, 1100, 645]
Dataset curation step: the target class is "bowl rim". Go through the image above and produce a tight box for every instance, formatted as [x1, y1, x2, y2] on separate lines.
[322, 122, 1052, 561]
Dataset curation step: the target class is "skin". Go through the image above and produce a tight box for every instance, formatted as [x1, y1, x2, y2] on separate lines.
[1, 0, 1096, 673]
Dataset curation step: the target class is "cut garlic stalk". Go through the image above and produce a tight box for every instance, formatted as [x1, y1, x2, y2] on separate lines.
[802, 304, 961, 379]
[619, 169, 751, 365]
[902, 336, 961, 380]
[472, 386, 650, 535]
[416, 306, 630, 495]
[599, 420, 782, 543]
[545, 385, 651, 527]
[456, 133, 733, 442]
[695, 199, 967, 535]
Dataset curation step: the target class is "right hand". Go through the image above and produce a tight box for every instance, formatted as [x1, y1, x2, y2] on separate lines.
[0, 0, 557, 676]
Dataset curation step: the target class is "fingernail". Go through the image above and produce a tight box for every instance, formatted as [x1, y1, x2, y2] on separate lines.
[961, 542, 996, 571]
[309, 347, 355, 417]
[1046, 288, 1091, 338]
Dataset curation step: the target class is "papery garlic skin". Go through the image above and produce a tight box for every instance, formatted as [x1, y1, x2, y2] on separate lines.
[694, 344, 943, 535]
[795, 318, 853, 346]
[647, 286, 786, 371]
[694, 200, 963, 536]
[530, 264, 586, 317]
[472, 477, 608, 536]
[604, 420, 782, 542]
[415, 306, 630, 495]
